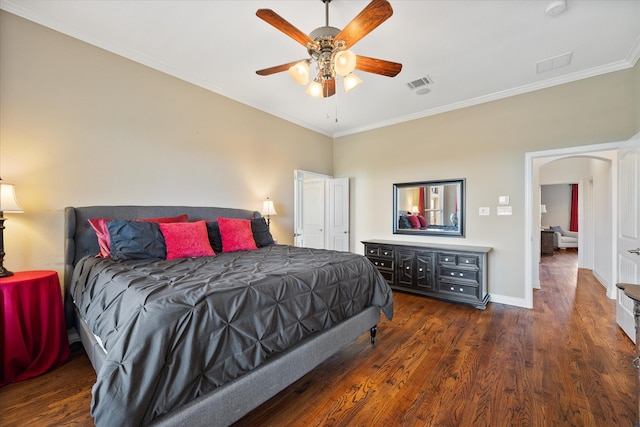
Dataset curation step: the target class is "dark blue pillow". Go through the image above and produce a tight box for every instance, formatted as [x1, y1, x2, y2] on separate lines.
[550, 226, 563, 234]
[251, 218, 275, 247]
[107, 219, 166, 260]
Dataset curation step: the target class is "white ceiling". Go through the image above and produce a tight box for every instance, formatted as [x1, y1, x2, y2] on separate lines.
[1, 0, 639, 137]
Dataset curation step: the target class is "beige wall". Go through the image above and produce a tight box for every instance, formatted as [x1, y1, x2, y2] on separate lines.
[1, 10, 638, 304]
[0, 12, 333, 276]
[334, 63, 639, 303]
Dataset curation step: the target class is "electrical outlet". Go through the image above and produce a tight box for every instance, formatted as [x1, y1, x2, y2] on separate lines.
[479, 207, 490, 216]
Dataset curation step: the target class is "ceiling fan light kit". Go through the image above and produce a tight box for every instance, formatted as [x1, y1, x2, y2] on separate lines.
[256, 0, 402, 98]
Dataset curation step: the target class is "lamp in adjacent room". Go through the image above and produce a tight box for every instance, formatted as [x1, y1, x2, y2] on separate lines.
[541, 204, 547, 214]
[261, 197, 278, 226]
[0, 179, 24, 277]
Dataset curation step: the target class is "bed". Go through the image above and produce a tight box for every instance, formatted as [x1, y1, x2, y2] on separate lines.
[63, 205, 393, 427]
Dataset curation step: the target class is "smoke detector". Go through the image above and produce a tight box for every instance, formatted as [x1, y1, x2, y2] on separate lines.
[546, 0, 567, 16]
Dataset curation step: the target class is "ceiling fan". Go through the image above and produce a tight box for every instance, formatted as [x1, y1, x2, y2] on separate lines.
[256, 0, 402, 98]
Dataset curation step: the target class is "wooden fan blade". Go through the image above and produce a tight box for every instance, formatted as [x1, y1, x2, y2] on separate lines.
[323, 79, 336, 98]
[335, 0, 393, 48]
[256, 60, 306, 76]
[256, 9, 318, 49]
[355, 55, 402, 77]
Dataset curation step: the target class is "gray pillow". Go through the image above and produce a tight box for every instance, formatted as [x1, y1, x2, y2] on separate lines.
[108, 219, 166, 260]
[550, 226, 563, 234]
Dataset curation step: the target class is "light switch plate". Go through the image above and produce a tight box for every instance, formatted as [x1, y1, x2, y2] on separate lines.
[479, 207, 490, 216]
[499, 196, 510, 205]
[497, 206, 513, 215]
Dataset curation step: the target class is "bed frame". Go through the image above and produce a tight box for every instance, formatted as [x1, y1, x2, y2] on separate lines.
[63, 205, 380, 426]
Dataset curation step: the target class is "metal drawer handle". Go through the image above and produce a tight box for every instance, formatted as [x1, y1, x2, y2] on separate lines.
[406, 266, 410, 270]
[459, 288, 464, 292]
[369, 250, 374, 253]
[444, 258, 450, 261]
[459, 273, 464, 277]
[384, 251, 389, 255]
[380, 262, 385, 267]
[465, 260, 470, 263]
[450, 286, 454, 291]
[450, 272, 455, 276]
[419, 268, 423, 272]
[634, 356, 640, 369]
[374, 261, 378, 265]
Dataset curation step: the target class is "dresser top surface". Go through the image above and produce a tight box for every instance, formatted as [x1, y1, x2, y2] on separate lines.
[362, 239, 492, 254]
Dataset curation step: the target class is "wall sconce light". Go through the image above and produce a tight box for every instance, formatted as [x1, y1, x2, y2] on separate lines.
[411, 205, 419, 215]
[261, 197, 278, 226]
[0, 179, 24, 277]
[540, 204, 547, 214]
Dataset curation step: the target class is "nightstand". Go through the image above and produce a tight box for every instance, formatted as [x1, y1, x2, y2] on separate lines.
[541, 229, 555, 256]
[1, 270, 70, 386]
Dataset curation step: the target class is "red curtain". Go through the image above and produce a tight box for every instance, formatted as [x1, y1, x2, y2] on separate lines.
[419, 187, 425, 214]
[569, 184, 578, 232]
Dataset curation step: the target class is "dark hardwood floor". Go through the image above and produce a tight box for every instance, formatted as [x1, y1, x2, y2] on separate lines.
[1, 249, 635, 426]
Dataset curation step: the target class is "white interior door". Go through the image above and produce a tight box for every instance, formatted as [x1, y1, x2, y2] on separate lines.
[328, 177, 349, 251]
[293, 170, 304, 247]
[616, 146, 640, 342]
[302, 177, 326, 249]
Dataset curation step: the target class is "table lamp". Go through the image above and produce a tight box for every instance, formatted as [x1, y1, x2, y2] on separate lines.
[0, 179, 24, 277]
[261, 197, 277, 226]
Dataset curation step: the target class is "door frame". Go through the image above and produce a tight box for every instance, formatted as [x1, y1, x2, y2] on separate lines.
[524, 138, 640, 308]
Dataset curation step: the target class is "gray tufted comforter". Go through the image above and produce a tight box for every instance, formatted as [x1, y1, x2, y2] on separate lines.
[70, 245, 393, 426]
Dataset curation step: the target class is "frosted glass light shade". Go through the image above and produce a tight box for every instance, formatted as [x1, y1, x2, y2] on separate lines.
[288, 61, 310, 85]
[0, 182, 24, 213]
[305, 80, 324, 98]
[334, 50, 356, 76]
[343, 72, 363, 93]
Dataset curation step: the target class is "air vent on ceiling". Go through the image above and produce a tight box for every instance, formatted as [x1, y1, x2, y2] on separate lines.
[406, 76, 433, 90]
[406, 76, 433, 95]
[536, 52, 573, 74]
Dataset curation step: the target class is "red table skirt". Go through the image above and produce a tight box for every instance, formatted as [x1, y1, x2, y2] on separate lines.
[1, 270, 70, 386]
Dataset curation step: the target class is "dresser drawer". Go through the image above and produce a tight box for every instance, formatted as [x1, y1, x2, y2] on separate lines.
[368, 256, 394, 271]
[364, 244, 394, 259]
[440, 267, 478, 282]
[458, 255, 479, 267]
[438, 253, 458, 265]
[439, 279, 479, 298]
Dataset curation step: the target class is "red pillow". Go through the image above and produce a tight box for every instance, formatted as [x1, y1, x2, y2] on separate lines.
[159, 220, 215, 260]
[88, 218, 112, 257]
[407, 215, 421, 228]
[218, 217, 258, 252]
[136, 214, 188, 223]
[417, 215, 428, 227]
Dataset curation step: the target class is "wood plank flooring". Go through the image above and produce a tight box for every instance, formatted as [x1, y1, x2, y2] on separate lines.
[0, 249, 635, 426]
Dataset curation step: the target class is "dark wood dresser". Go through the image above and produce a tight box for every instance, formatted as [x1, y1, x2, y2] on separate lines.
[541, 229, 555, 255]
[362, 240, 491, 310]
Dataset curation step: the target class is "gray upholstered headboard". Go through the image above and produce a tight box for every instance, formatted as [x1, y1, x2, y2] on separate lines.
[63, 205, 260, 328]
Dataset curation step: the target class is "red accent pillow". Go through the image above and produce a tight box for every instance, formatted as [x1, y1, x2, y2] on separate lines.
[218, 217, 258, 252]
[136, 214, 188, 223]
[88, 218, 112, 257]
[417, 215, 428, 227]
[407, 215, 421, 228]
[159, 220, 215, 260]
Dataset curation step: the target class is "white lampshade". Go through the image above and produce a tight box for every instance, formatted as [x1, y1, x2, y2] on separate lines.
[288, 61, 310, 86]
[261, 198, 277, 216]
[343, 72, 363, 93]
[0, 181, 24, 213]
[305, 80, 324, 98]
[334, 50, 356, 76]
